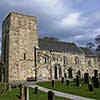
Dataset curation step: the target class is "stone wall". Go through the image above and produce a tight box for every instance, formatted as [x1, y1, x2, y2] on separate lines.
[1, 12, 100, 83]
[36, 49, 100, 80]
[2, 12, 38, 82]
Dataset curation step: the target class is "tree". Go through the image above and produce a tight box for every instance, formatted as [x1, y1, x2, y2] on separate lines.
[95, 35, 100, 51]
[95, 35, 100, 44]
[87, 42, 95, 48]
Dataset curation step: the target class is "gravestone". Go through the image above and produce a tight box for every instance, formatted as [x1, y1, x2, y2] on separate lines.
[19, 84, 24, 100]
[67, 68, 73, 78]
[61, 77, 64, 84]
[92, 71, 99, 88]
[55, 66, 58, 79]
[77, 70, 81, 78]
[66, 80, 69, 86]
[94, 70, 98, 78]
[64, 73, 67, 78]
[94, 77, 99, 88]
[48, 91, 55, 100]
[76, 75, 79, 87]
[84, 73, 89, 84]
[52, 80, 55, 88]
[34, 87, 38, 94]
[88, 81, 93, 91]
[88, 84, 93, 91]
[17, 95, 21, 100]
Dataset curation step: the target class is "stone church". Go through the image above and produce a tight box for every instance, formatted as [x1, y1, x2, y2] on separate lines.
[0, 12, 100, 83]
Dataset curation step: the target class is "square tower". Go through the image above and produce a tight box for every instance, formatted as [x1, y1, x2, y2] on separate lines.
[1, 12, 38, 83]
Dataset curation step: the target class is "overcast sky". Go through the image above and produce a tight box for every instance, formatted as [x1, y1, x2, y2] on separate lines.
[0, 0, 100, 48]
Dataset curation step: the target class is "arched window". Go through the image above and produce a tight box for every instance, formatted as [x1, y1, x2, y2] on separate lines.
[75, 56, 79, 64]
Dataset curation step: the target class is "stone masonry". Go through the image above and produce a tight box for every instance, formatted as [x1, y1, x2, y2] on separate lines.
[1, 12, 38, 83]
[1, 12, 100, 83]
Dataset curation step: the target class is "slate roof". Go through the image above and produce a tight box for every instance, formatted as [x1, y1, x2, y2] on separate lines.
[39, 39, 84, 54]
[80, 47, 95, 56]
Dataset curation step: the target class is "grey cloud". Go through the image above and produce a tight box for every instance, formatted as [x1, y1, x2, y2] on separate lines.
[0, 0, 100, 47]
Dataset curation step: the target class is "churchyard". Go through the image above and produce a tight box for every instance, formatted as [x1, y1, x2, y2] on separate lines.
[0, 84, 70, 100]
[0, 70, 100, 100]
[0, 83, 71, 100]
[0, 74, 100, 100]
[38, 73, 100, 100]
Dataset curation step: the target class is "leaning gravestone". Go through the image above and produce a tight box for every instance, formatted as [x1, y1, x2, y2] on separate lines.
[48, 91, 55, 100]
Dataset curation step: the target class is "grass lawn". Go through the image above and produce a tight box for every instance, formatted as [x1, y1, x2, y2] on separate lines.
[0, 87, 71, 100]
[0, 88, 19, 100]
[29, 88, 71, 100]
[38, 81, 100, 100]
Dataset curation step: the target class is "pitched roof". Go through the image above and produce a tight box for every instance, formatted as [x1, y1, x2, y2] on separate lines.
[39, 38, 84, 54]
[80, 47, 95, 56]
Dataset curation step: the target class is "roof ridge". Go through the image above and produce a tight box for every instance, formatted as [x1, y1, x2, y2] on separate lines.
[39, 38, 76, 45]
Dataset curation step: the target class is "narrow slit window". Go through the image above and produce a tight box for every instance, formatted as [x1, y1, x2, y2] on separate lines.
[45, 57, 46, 63]
[24, 53, 26, 60]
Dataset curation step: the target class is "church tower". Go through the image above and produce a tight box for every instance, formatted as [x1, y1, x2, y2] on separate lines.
[1, 12, 38, 83]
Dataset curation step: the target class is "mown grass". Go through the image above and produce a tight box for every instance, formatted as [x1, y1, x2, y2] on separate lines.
[0, 84, 70, 100]
[38, 80, 100, 100]
[29, 88, 71, 100]
[0, 88, 19, 100]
